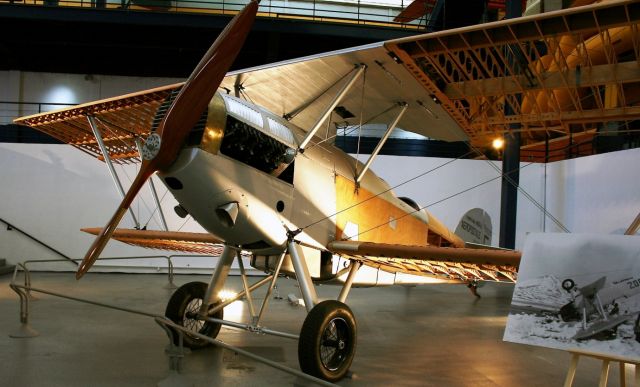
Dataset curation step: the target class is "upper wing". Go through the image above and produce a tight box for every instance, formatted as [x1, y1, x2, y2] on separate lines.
[219, 42, 467, 142]
[14, 83, 183, 163]
[393, 0, 435, 23]
[328, 240, 520, 283]
[386, 0, 640, 147]
[220, 0, 640, 148]
[15, 0, 639, 158]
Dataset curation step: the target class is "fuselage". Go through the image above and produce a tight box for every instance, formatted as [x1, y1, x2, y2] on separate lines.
[158, 92, 463, 281]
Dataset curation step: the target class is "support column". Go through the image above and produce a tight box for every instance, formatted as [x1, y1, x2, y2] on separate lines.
[499, 129, 520, 249]
[87, 116, 140, 229]
[499, 0, 522, 249]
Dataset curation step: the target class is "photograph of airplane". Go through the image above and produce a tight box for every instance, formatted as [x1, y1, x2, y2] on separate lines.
[10, 0, 640, 382]
[505, 233, 640, 361]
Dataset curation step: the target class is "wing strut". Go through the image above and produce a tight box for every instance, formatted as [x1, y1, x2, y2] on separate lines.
[337, 261, 362, 303]
[134, 138, 169, 231]
[87, 115, 141, 229]
[298, 64, 366, 151]
[355, 102, 408, 184]
[625, 212, 640, 235]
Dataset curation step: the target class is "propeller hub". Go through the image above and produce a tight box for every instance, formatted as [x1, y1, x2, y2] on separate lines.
[141, 132, 162, 160]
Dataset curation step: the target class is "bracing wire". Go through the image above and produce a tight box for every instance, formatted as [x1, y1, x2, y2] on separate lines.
[94, 119, 175, 230]
[306, 103, 398, 150]
[301, 149, 476, 231]
[93, 119, 161, 229]
[142, 182, 170, 229]
[345, 162, 536, 240]
[354, 67, 367, 167]
[471, 140, 571, 232]
[177, 214, 193, 232]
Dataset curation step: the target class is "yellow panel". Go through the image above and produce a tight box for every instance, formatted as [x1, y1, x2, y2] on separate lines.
[335, 175, 430, 245]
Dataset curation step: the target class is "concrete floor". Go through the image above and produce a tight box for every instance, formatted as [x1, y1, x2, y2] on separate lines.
[0, 271, 623, 386]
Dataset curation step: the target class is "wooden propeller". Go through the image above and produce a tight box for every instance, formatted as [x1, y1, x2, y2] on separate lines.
[76, 0, 259, 279]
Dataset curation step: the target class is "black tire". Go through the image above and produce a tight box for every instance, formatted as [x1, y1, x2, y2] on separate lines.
[562, 279, 575, 292]
[165, 281, 223, 349]
[559, 301, 581, 322]
[298, 300, 356, 382]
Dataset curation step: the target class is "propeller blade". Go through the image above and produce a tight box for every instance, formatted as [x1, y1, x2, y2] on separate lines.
[153, 0, 259, 170]
[76, 167, 154, 279]
[76, 1, 259, 279]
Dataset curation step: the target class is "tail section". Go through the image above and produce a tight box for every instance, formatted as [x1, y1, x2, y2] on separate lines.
[455, 208, 492, 246]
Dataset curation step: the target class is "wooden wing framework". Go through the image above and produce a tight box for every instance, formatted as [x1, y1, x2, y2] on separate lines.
[386, 0, 640, 148]
[81, 228, 226, 256]
[329, 241, 520, 283]
[14, 83, 183, 163]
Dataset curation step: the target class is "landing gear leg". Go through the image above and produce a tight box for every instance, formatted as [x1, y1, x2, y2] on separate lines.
[287, 237, 357, 381]
[165, 281, 224, 349]
[467, 280, 481, 298]
[164, 245, 235, 348]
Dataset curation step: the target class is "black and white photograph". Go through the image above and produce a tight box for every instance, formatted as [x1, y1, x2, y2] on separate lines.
[504, 233, 640, 361]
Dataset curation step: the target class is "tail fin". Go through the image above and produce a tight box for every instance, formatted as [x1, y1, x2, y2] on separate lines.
[454, 208, 492, 245]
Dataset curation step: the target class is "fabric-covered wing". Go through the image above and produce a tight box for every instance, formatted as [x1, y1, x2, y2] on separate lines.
[328, 240, 520, 283]
[81, 228, 224, 255]
[219, 0, 640, 149]
[14, 83, 183, 163]
[15, 0, 638, 161]
[220, 43, 467, 142]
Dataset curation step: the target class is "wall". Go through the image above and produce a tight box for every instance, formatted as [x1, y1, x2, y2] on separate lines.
[544, 147, 640, 235]
[0, 142, 226, 272]
[0, 71, 184, 123]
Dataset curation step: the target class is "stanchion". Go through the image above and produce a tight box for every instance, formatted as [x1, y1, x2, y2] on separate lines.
[563, 350, 640, 387]
[8, 265, 39, 338]
[155, 318, 194, 387]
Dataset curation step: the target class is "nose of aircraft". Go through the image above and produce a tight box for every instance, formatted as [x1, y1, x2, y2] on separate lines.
[76, 0, 261, 279]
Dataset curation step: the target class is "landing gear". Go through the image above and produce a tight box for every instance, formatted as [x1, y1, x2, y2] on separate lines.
[298, 300, 357, 382]
[165, 281, 223, 349]
[562, 279, 575, 291]
[467, 280, 481, 298]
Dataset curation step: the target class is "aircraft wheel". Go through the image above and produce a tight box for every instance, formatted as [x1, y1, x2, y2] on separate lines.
[635, 314, 640, 343]
[165, 281, 223, 349]
[562, 279, 575, 291]
[298, 300, 356, 382]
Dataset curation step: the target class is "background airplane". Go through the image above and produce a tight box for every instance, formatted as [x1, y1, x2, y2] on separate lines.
[13, 0, 639, 381]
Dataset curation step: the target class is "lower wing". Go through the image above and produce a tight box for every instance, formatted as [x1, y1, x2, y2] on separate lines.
[84, 228, 519, 283]
[328, 240, 520, 283]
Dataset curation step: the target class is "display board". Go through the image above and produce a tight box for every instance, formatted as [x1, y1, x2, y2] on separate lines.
[504, 233, 640, 361]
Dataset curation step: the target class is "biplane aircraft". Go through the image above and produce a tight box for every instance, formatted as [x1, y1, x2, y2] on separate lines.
[560, 276, 640, 341]
[12, 0, 640, 381]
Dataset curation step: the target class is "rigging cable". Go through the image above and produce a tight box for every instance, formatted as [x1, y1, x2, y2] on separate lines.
[301, 149, 475, 230]
[347, 162, 535, 240]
